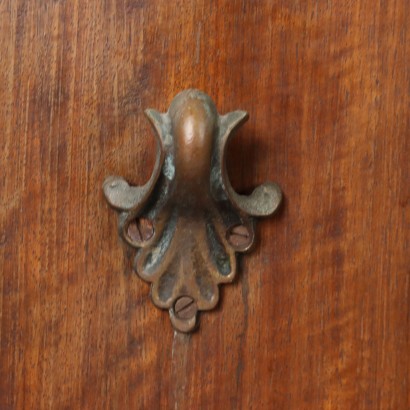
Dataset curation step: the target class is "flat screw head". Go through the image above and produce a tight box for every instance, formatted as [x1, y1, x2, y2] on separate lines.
[174, 296, 198, 320]
[227, 224, 252, 249]
[127, 218, 154, 243]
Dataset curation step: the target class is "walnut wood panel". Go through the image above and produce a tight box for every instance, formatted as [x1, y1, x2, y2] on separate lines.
[0, 1, 408, 409]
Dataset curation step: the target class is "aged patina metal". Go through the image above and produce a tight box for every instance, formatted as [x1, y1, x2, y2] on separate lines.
[103, 89, 282, 332]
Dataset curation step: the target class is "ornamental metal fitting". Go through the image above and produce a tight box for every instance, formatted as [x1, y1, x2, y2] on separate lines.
[103, 89, 282, 333]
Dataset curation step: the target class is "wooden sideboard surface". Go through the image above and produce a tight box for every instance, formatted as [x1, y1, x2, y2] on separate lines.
[0, 1, 408, 409]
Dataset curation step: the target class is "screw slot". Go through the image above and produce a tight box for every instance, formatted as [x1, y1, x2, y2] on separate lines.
[174, 296, 198, 320]
[227, 224, 252, 250]
[127, 218, 154, 243]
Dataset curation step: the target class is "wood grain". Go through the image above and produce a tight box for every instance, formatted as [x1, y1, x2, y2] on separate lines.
[0, 0, 408, 409]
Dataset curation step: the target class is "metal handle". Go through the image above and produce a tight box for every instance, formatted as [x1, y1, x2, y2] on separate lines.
[103, 89, 282, 333]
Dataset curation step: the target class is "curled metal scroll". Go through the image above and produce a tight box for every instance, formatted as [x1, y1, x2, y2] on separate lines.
[103, 89, 282, 332]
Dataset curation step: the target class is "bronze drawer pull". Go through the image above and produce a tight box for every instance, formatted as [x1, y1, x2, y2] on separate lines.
[103, 89, 282, 332]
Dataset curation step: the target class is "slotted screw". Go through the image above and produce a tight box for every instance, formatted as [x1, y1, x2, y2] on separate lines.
[174, 296, 198, 320]
[127, 218, 154, 243]
[227, 224, 252, 248]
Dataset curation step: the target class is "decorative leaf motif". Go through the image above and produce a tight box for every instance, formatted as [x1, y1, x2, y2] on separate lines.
[103, 89, 282, 332]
